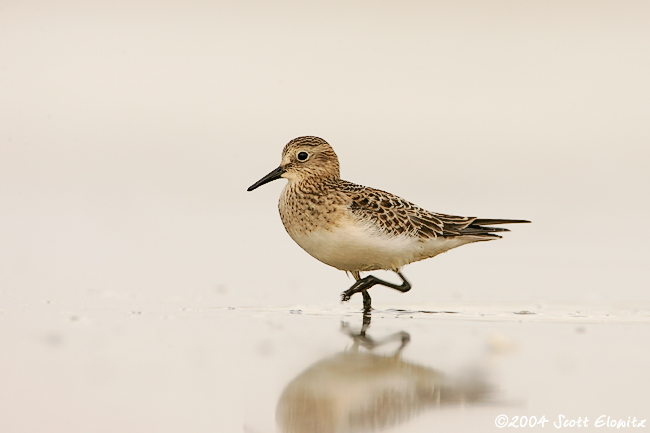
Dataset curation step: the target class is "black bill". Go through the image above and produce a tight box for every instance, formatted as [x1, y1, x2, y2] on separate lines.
[247, 166, 285, 191]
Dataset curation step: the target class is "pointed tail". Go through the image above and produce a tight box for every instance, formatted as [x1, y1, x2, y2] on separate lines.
[471, 218, 531, 225]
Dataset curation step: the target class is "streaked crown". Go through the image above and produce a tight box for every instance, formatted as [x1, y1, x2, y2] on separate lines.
[280, 136, 340, 181]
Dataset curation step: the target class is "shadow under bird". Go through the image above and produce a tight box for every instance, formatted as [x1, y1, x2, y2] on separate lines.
[247, 136, 529, 311]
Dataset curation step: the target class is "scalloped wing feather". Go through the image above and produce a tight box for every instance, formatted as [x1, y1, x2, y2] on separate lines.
[340, 181, 478, 239]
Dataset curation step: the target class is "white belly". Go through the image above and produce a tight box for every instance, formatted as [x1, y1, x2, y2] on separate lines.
[286, 218, 487, 272]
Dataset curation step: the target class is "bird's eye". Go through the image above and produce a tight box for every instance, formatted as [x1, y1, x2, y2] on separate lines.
[297, 151, 309, 161]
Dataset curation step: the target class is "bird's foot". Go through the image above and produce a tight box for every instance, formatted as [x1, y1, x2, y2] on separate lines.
[341, 288, 373, 315]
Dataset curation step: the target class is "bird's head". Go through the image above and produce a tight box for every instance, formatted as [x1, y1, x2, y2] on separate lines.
[247, 136, 340, 191]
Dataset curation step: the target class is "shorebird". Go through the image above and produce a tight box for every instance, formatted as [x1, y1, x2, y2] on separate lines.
[247, 136, 529, 311]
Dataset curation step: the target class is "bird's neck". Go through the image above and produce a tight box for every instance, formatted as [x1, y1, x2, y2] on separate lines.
[286, 175, 339, 196]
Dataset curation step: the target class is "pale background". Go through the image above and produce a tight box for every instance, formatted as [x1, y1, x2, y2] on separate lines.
[1, 1, 649, 432]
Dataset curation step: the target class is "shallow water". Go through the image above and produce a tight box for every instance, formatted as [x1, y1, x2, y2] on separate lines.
[2, 301, 648, 433]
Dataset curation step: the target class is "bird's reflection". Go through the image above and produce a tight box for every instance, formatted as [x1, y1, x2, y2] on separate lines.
[276, 314, 492, 433]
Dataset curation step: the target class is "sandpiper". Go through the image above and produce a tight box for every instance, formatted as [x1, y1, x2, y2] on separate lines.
[247, 136, 529, 311]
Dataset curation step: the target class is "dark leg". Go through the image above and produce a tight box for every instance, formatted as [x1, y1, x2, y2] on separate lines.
[341, 271, 412, 308]
[362, 290, 372, 314]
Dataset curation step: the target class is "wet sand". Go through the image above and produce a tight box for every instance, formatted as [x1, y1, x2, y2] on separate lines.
[2, 301, 648, 432]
